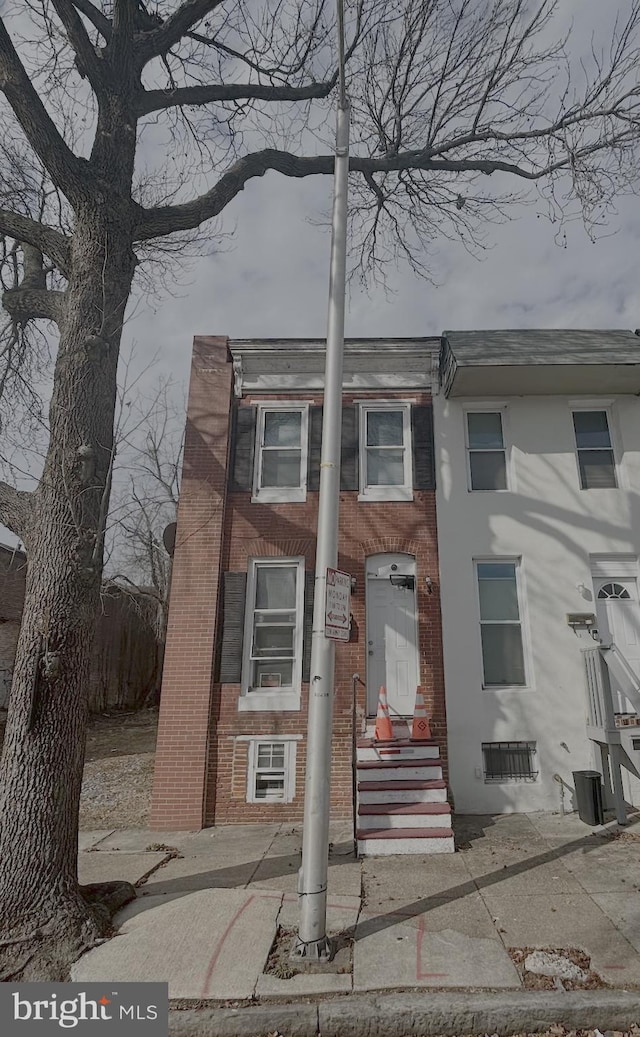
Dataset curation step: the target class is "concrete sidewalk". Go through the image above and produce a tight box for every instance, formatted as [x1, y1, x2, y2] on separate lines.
[73, 811, 640, 1007]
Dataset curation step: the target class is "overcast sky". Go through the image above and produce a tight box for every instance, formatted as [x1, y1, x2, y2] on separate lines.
[133, 0, 640, 383]
[2, 0, 640, 551]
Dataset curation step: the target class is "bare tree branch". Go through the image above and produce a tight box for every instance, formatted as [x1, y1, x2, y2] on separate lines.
[135, 132, 623, 242]
[0, 18, 91, 202]
[0, 210, 70, 275]
[135, 0, 226, 63]
[71, 0, 112, 42]
[50, 0, 106, 89]
[136, 77, 337, 116]
[2, 286, 66, 325]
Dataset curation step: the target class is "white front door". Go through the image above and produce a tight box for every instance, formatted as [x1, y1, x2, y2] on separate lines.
[366, 554, 419, 717]
[595, 577, 640, 713]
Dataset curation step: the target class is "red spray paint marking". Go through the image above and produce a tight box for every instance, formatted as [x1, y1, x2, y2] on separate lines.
[200, 895, 255, 998]
[416, 915, 449, 980]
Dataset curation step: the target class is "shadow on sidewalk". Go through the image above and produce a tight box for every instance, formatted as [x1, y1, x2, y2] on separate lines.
[352, 825, 637, 943]
[133, 841, 358, 905]
[125, 815, 639, 936]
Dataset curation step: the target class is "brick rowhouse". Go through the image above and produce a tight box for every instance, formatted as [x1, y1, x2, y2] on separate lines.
[151, 336, 447, 830]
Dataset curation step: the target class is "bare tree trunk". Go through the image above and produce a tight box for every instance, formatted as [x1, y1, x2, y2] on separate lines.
[0, 213, 137, 980]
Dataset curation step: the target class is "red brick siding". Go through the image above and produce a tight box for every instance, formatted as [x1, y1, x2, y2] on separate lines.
[150, 337, 233, 830]
[151, 350, 447, 830]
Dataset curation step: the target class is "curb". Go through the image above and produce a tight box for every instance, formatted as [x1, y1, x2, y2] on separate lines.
[169, 989, 640, 1036]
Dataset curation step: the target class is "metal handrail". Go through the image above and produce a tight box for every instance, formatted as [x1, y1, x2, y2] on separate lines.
[600, 643, 640, 715]
[351, 672, 364, 852]
[583, 642, 640, 729]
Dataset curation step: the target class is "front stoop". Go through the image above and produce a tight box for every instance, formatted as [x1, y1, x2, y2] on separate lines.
[356, 735, 454, 855]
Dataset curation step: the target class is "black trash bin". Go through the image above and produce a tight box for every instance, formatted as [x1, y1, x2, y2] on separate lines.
[572, 770, 604, 826]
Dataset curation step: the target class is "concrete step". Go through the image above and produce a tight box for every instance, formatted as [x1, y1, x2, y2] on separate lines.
[357, 760, 443, 782]
[357, 827, 455, 856]
[357, 779, 448, 805]
[356, 741, 440, 762]
[357, 737, 439, 748]
[358, 803, 452, 829]
[365, 721, 412, 739]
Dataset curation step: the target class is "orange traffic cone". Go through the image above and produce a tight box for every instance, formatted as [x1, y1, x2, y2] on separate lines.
[374, 685, 394, 742]
[410, 686, 432, 740]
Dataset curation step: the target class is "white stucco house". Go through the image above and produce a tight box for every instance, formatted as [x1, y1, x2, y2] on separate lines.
[435, 330, 640, 817]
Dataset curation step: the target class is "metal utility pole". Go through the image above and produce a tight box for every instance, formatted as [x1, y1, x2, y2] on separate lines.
[292, 0, 350, 963]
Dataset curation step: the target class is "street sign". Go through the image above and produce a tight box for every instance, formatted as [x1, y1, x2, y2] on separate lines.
[325, 568, 351, 641]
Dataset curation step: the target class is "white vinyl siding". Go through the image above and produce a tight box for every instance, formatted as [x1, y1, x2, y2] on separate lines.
[252, 404, 309, 502]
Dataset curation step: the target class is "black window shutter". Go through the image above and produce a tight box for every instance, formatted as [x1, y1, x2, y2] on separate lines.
[340, 404, 359, 491]
[218, 572, 247, 683]
[302, 570, 315, 682]
[307, 406, 323, 491]
[229, 405, 257, 491]
[412, 403, 435, 490]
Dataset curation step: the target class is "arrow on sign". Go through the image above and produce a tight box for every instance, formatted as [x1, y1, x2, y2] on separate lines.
[327, 611, 347, 623]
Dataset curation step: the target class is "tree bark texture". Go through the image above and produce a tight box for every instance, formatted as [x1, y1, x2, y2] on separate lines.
[0, 212, 137, 980]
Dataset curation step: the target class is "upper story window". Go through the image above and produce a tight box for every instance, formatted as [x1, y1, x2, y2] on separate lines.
[466, 411, 507, 491]
[253, 404, 308, 503]
[476, 561, 526, 687]
[572, 410, 617, 489]
[358, 402, 413, 502]
[241, 558, 304, 707]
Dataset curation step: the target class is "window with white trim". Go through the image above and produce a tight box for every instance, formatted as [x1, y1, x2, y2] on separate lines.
[253, 404, 308, 502]
[476, 561, 526, 687]
[247, 739, 296, 803]
[466, 411, 507, 490]
[572, 410, 617, 489]
[241, 558, 304, 705]
[482, 741, 538, 783]
[358, 403, 412, 501]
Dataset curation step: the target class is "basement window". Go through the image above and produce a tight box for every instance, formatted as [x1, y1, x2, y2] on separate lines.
[247, 739, 297, 803]
[482, 741, 538, 783]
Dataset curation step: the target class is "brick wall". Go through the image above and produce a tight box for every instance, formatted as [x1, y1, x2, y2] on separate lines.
[208, 488, 445, 825]
[151, 346, 447, 831]
[150, 337, 234, 830]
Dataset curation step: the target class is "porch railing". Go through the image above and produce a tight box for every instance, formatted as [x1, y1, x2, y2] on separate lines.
[351, 673, 365, 851]
[581, 642, 640, 826]
[582, 643, 640, 730]
[600, 643, 640, 716]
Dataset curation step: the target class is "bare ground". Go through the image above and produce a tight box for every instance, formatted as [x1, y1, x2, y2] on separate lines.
[0, 709, 158, 830]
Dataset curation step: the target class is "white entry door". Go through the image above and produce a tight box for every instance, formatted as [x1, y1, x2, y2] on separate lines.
[595, 577, 640, 713]
[366, 554, 419, 717]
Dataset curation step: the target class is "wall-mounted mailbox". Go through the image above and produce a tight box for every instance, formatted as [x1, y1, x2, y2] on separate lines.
[566, 613, 596, 629]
